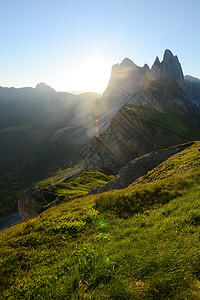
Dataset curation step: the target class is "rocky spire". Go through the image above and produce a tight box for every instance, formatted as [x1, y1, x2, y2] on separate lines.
[152, 56, 161, 68]
[163, 49, 174, 63]
[143, 63, 150, 71]
[150, 56, 161, 81]
[150, 49, 186, 93]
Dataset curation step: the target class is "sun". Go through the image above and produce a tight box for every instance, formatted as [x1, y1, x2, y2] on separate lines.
[73, 57, 111, 94]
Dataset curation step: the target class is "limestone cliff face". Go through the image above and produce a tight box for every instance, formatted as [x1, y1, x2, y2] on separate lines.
[84, 50, 200, 173]
[84, 106, 189, 173]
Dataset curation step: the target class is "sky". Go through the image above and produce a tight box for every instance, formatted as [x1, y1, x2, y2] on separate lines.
[0, 0, 200, 93]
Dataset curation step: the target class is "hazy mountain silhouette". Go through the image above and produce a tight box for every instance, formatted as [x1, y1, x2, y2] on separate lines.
[0, 84, 99, 179]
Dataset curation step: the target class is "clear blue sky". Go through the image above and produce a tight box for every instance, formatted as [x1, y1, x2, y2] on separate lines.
[0, 0, 200, 93]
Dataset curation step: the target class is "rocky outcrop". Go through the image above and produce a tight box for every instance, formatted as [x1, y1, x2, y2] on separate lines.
[150, 49, 186, 93]
[89, 142, 193, 194]
[18, 188, 54, 220]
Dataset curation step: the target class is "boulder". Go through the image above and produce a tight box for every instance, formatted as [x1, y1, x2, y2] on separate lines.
[18, 188, 48, 220]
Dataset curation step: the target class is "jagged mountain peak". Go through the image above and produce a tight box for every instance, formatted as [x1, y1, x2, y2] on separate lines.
[150, 49, 186, 92]
[119, 57, 137, 69]
[111, 58, 138, 74]
[100, 49, 186, 133]
[152, 56, 161, 68]
[109, 49, 185, 95]
[163, 49, 174, 62]
[143, 63, 150, 70]
[162, 50, 182, 67]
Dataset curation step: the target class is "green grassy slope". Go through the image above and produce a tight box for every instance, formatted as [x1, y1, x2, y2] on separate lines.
[37, 171, 114, 210]
[1, 141, 200, 299]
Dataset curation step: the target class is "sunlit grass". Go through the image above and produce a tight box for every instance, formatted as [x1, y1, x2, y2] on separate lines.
[1, 141, 200, 299]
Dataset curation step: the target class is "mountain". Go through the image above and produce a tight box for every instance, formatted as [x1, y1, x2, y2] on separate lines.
[0, 85, 99, 216]
[0, 85, 99, 178]
[185, 75, 200, 107]
[84, 50, 200, 173]
[1, 49, 200, 218]
[2, 50, 200, 298]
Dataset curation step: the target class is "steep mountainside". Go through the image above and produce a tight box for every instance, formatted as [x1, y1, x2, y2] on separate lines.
[84, 50, 200, 173]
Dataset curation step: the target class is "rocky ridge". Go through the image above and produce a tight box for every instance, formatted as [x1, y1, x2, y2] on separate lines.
[89, 142, 194, 194]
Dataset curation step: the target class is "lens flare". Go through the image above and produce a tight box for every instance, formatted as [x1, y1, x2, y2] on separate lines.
[105, 257, 110, 264]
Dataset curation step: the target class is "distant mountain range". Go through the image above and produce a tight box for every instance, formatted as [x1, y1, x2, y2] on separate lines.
[0, 84, 99, 179]
[0, 86, 99, 216]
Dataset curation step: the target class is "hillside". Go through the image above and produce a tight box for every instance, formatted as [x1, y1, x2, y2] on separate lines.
[1, 141, 200, 299]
